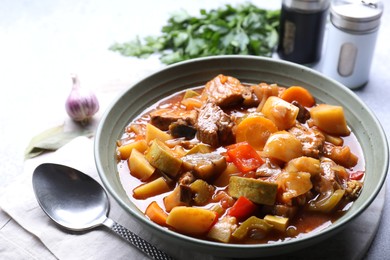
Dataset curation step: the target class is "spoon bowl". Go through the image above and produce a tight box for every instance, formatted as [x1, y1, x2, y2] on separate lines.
[32, 163, 173, 260]
[32, 163, 109, 231]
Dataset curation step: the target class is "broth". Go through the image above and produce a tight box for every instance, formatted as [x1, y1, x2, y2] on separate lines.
[116, 75, 365, 244]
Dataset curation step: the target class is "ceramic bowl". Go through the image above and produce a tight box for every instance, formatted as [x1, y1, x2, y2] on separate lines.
[94, 56, 388, 257]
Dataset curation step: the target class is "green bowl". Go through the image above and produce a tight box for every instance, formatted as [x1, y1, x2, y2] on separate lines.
[94, 55, 388, 257]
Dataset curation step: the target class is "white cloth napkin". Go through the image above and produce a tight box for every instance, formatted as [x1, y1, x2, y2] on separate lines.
[0, 136, 385, 260]
[0, 137, 221, 260]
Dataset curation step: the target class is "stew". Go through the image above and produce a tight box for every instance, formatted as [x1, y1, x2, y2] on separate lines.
[116, 74, 364, 244]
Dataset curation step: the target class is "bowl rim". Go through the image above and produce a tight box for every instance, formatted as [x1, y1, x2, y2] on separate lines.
[94, 55, 389, 255]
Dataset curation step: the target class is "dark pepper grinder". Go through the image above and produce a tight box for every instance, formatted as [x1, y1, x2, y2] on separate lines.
[277, 0, 330, 65]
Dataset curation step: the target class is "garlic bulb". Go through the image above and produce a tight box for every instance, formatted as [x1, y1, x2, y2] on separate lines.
[65, 75, 99, 123]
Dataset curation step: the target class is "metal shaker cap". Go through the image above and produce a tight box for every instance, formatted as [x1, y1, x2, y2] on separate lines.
[330, 0, 383, 33]
[283, 0, 330, 12]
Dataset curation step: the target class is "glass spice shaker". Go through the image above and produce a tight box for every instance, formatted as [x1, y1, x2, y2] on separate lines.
[277, 0, 330, 65]
[321, 0, 383, 89]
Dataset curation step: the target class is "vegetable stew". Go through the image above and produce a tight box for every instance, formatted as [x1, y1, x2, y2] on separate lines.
[116, 74, 364, 244]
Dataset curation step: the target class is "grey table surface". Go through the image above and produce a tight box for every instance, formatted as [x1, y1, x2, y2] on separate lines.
[0, 0, 389, 259]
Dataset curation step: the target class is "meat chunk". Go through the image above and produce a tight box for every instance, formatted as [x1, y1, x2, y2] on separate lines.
[242, 86, 260, 107]
[289, 125, 325, 158]
[200, 74, 245, 107]
[292, 101, 311, 123]
[150, 108, 198, 131]
[256, 158, 282, 178]
[196, 102, 234, 147]
[322, 143, 358, 169]
[178, 172, 196, 185]
[344, 180, 363, 200]
[313, 158, 348, 194]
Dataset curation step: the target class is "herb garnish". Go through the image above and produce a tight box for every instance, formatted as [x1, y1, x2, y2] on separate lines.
[109, 3, 280, 64]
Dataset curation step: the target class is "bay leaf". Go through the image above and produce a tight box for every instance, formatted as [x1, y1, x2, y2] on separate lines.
[24, 125, 93, 159]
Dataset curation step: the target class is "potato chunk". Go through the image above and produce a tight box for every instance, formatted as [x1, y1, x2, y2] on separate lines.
[133, 177, 171, 199]
[309, 104, 350, 136]
[207, 216, 237, 243]
[145, 123, 172, 143]
[117, 140, 148, 160]
[284, 156, 321, 176]
[166, 207, 217, 235]
[261, 96, 299, 130]
[128, 149, 155, 181]
[263, 131, 303, 163]
[276, 171, 313, 201]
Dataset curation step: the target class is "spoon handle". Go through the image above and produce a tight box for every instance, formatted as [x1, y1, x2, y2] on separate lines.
[103, 218, 174, 260]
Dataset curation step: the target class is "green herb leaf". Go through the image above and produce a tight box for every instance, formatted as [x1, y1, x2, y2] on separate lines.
[109, 3, 280, 64]
[24, 125, 94, 159]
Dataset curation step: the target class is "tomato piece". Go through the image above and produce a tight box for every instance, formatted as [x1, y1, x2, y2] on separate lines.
[350, 170, 364, 181]
[226, 142, 263, 173]
[228, 196, 257, 219]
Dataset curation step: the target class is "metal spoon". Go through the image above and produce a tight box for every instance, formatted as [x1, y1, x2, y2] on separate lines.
[32, 163, 173, 260]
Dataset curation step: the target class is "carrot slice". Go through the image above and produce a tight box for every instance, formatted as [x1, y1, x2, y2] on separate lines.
[145, 201, 168, 226]
[235, 116, 278, 151]
[280, 86, 315, 107]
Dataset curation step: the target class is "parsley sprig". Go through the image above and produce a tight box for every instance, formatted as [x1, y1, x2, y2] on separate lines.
[109, 3, 280, 65]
